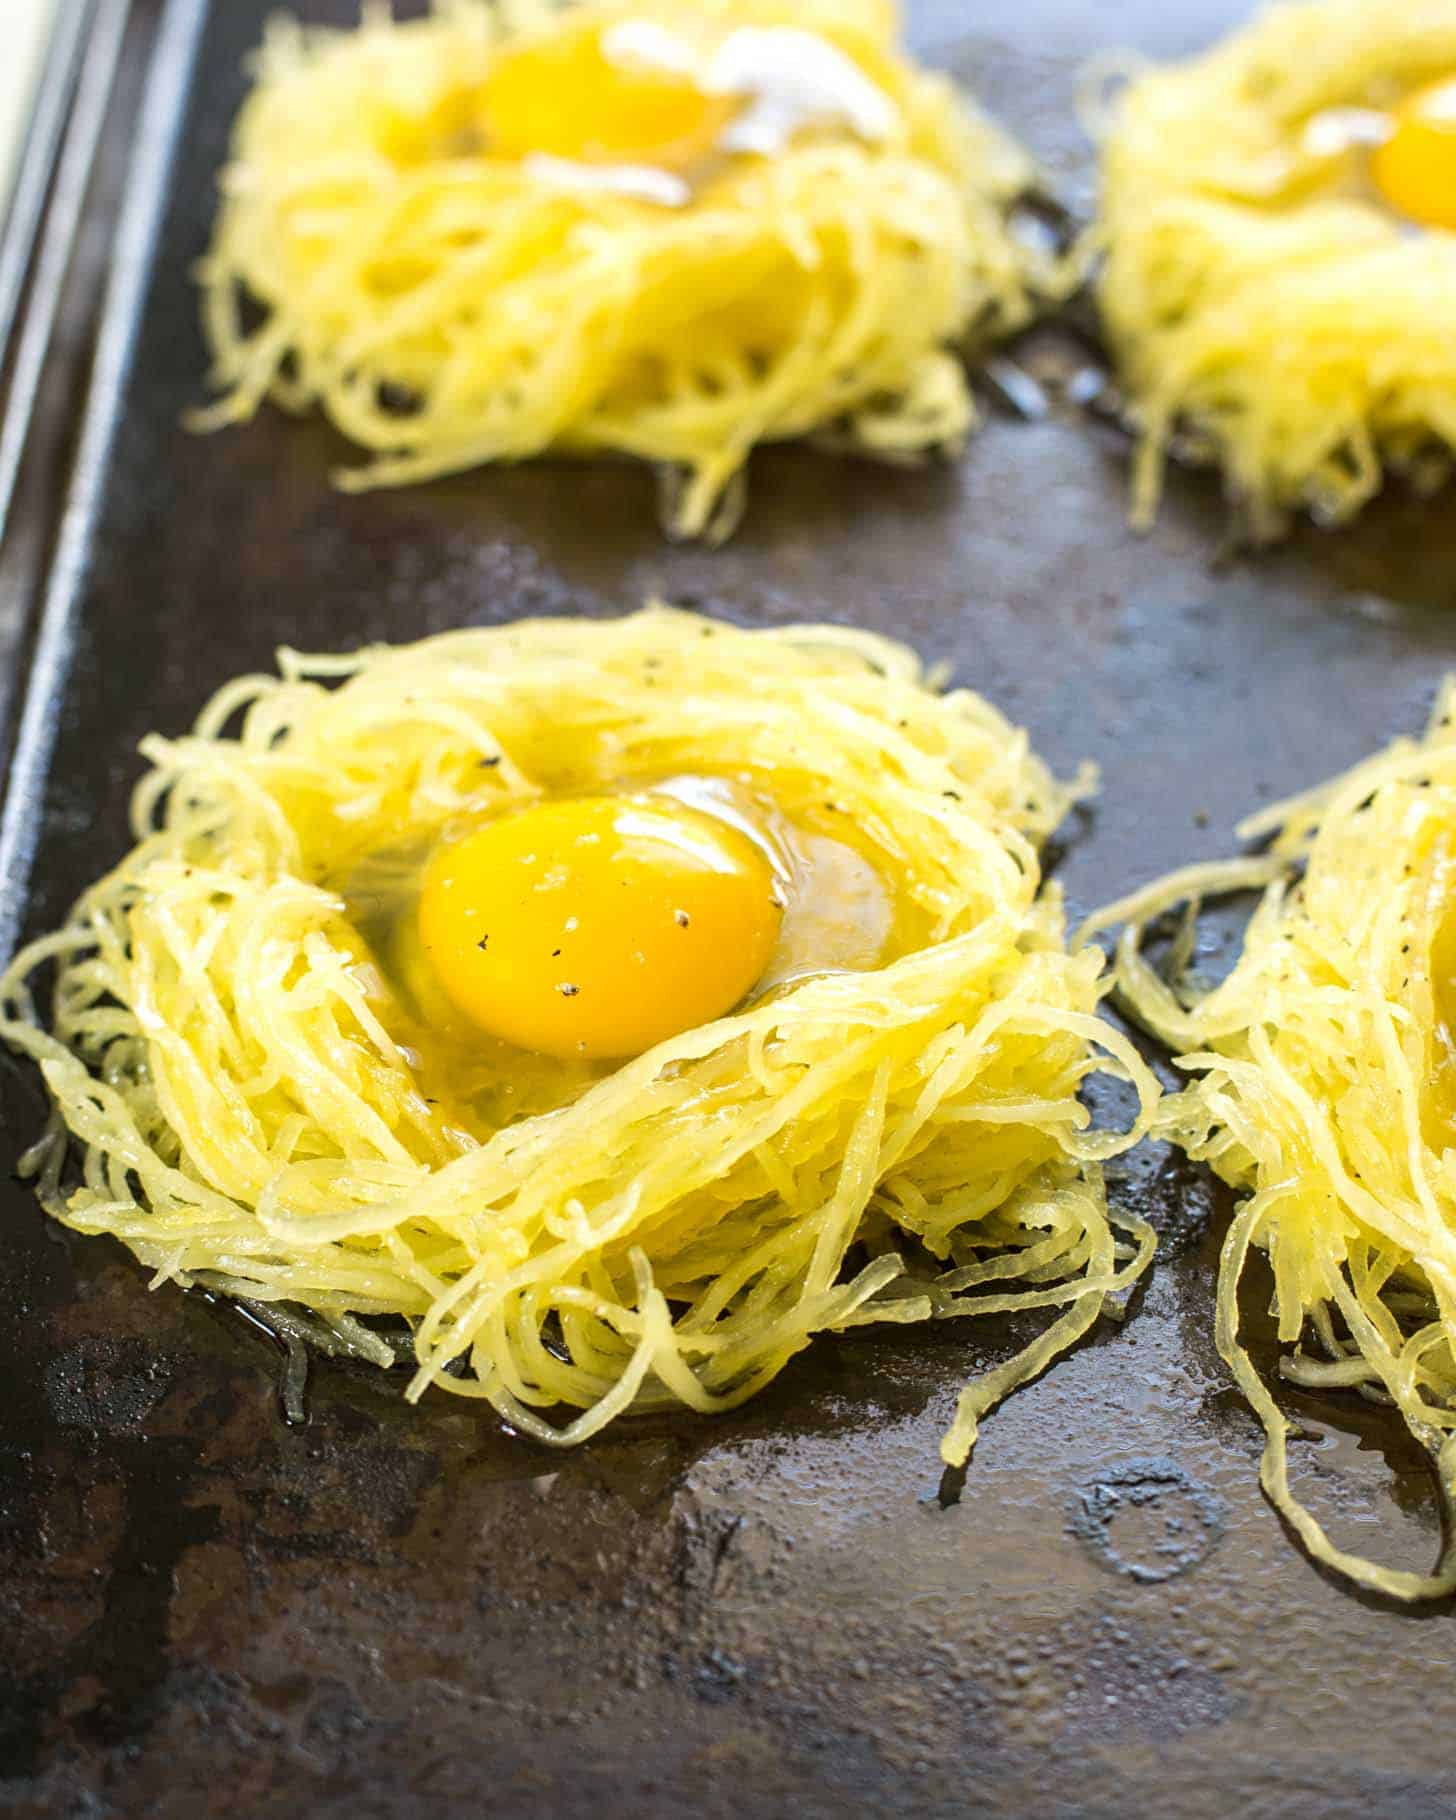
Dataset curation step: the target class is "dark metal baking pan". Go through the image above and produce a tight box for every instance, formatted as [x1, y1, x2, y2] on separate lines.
[0, 0, 95, 373]
[3, 2, 1456, 1815]
[0, 0, 168, 787]
[0, 0, 120, 730]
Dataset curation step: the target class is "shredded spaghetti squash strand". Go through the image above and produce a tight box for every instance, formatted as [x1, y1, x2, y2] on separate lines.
[1097, 680, 1456, 1599]
[192, 0, 1053, 542]
[1095, 0, 1456, 536]
[0, 606, 1157, 1458]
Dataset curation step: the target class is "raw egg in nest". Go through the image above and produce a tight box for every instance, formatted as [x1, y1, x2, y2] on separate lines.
[0, 607, 1157, 1454]
[1096, 0, 1456, 537]
[418, 794, 785, 1062]
[193, 0, 1050, 541]
[413, 780, 890, 1062]
[1301, 72, 1456, 229]
[1364, 78, 1456, 229]
[480, 19, 743, 173]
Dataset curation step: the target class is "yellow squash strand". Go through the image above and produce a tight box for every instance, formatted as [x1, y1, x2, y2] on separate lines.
[0, 607, 1157, 1458]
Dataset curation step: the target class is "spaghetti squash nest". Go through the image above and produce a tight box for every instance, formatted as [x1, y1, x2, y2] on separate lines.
[1095, 0, 1456, 538]
[193, 0, 1051, 543]
[1086, 682, 1456, 1599]
[0, 607, 1157, 1457]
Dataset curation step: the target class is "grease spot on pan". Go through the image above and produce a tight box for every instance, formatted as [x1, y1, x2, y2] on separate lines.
[1068, 1457, 1225, 1583]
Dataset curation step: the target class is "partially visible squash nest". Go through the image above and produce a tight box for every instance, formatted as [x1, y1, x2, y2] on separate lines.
[1095, 0, 1456, 538]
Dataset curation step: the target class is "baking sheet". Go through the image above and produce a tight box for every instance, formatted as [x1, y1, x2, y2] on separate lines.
[3, 1, 1456, 1814]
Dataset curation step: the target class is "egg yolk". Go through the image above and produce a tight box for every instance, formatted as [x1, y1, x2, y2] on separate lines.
[1372, 77, 1456, 231]
[417, 796, 782, 1060]
[481, 22, 737, 170]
